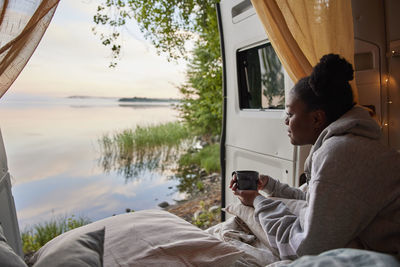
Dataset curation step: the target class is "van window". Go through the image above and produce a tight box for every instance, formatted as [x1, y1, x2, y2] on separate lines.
[237, 43, 285, 110]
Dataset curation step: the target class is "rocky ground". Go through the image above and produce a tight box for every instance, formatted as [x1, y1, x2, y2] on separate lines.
[165, 173, 222, 229]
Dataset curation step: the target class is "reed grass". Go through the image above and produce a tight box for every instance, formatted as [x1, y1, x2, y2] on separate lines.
[100, 122, 190, 152]
[98, 122, 192, 180]
[21, 215, 91, 255]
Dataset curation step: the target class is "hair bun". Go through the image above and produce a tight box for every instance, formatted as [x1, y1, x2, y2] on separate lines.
[309, 54, 354, 97]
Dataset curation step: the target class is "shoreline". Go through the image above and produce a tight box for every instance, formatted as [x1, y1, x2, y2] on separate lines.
[166, 173, 221, 229]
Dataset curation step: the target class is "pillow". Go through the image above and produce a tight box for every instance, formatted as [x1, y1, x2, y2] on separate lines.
[33, 227, 105, 267]
[32, 210, 244, 267]
[225, 197, 306, 248]
[0, 224, 27, 267]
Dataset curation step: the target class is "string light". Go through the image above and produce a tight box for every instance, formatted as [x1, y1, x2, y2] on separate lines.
[384, 73, 390, 128]
[384, 45, 399, 130]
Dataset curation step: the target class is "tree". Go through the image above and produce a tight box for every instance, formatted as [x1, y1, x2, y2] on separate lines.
[93, 0, 218, 64]
[178, 32, 222, 137]
[93, 0, 222, 137]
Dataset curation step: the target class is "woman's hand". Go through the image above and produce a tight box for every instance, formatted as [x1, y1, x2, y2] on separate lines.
[233, 189, 260, 207]
[229, 173, 238, 191]
[258, 174, 269, 190]
[229, 173, 262, 207]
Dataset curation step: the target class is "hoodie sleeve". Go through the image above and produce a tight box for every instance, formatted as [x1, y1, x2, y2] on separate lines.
[254, 151, 375, 259]
[262, 175, 306, 200]
[254, 183, 372, 259]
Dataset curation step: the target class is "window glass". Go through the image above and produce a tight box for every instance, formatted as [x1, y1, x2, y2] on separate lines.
[237, 43, 285, 109]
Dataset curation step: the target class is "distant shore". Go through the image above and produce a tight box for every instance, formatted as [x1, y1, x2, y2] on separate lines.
[67, 95, 179, 103]
[119, 97, 179, 103]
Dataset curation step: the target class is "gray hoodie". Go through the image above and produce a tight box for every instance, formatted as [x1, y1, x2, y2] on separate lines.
[253, 106, 400, 260]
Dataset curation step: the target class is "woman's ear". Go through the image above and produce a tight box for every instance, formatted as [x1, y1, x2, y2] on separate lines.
[311, 109, 327, 130]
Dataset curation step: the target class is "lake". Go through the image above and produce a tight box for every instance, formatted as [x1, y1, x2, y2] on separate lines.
[0, 94, 184, 230]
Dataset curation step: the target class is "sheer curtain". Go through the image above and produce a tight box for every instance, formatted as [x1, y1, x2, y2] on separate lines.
[0, 0, 60, 98]
[251, 0, 358, 101]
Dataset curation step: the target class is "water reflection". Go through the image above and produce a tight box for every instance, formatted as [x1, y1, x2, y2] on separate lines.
[0, 96, 182, 229]
[98, 135, 194, 182]
[97, 136, 210, 199]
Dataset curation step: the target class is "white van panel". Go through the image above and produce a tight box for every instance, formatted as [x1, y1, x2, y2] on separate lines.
[225, 145, 295, 214]
[221, 0, 294, 161]
[231, 0, 255, 24]
[220, 0, 310, 212]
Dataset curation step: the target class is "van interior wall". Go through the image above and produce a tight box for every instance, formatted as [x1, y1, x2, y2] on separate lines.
[352, 0, 400, 151]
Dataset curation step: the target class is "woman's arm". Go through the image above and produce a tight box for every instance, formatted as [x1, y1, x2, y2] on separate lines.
[254, 144, 378, 259]
[254, 180, 372, 259]
[261, 175, 306, 200]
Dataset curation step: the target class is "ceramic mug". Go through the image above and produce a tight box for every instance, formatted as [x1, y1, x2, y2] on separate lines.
[232, 170, 259, 190]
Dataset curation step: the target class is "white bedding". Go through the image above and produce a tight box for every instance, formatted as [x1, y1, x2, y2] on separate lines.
[31, 210, 244, 267]
[29, 206, 399, 267]
[29, 198, 302, 267]
[212, 198, 400, 267]
[206, 216, 283, 266]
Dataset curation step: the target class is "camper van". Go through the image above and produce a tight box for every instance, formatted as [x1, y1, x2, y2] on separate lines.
[216, 0, 400, 219]
[0, 0, 399, 264]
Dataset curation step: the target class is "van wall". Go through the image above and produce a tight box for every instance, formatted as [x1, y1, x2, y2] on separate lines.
[218, 0, 310, 213]
[352, 0, 400, 151]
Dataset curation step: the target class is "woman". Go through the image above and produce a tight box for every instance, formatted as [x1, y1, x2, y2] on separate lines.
[230, 54, 400, 260]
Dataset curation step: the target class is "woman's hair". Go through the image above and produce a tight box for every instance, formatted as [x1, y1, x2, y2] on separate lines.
[292, 54, 355, 123]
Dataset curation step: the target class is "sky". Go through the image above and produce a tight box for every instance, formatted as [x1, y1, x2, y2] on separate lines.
[5, 0, 187, 99]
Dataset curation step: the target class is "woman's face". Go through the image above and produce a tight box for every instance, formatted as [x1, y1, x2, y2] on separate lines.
[285, 93, 323, 145]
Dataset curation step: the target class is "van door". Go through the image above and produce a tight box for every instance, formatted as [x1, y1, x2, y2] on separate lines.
[217, 0, 311, 217]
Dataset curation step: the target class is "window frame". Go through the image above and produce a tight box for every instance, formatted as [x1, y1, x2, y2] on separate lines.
[236, 42, 285, 111]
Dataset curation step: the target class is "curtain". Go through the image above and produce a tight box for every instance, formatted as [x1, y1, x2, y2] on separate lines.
[0, 0, 60, 98]
[251, 0, 358, 102]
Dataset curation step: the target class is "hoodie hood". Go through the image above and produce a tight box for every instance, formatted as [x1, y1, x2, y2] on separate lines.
[304, 105, 381, 181]
[315, 105, 381, 147]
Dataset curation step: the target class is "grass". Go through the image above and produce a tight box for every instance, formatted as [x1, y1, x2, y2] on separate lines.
[98, 120, 221, 197]
[21, 215, 91, 255]
[100, 121, 190, 152]
[192, 201, 221, 229]
[174, 143, 220, 195]
[98, 122, 193, 179]
[178, 143, 220, 173]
